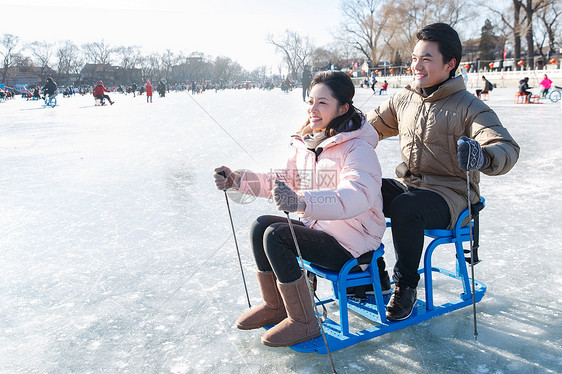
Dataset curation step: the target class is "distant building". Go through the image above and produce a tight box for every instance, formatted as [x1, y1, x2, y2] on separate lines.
[78, 64, 142, 86]
[79, 63, 117, 85]
[0, 66, 57, 86]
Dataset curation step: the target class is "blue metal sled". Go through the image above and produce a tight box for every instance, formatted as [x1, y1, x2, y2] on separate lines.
[286, 198, 486, 354]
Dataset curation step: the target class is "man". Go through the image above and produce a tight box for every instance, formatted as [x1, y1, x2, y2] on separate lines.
[370, 70, 377, 92]
[476, 75, 493, 98]
[42, 77, 57, 99]
[93, 80, 114, 105]
[519, 77, 532, 101]
[301, 65, 313, 102]
[367, 23, 520, 321]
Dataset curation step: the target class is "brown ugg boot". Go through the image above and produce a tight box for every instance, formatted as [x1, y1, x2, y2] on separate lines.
[261, 275, 320, 347]
[236, 271, 287, 330]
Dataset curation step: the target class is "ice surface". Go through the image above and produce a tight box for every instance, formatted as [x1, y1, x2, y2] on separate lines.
[0, 86, 561, 373]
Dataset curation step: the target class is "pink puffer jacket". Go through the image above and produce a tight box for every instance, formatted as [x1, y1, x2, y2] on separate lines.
[237, 118, 386, 259]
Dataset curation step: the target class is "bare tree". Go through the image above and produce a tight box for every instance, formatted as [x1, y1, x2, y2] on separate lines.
[0, 34, 22, 84]
[82, 40, 115, 81]
[213, 56, 243, 82]
[28, 41, 54, 80]
[309, 47, 335, 70]
[267, 30, 313, 79]
[483, 0, 551, 69]
[309, 42, 361, 70]
[115, 45, 142, 69]
[337, 0, 394, 67]
[160, 49, 179, 82]
[113, 45, 142, 84]
[535, 0, 561, 58]
[140, 52, 162, 81]
[386, 0, 474, 66]
[477, 0, 524, 68]
[516, 0, 551, 69]
[248, 65, 267, 82]
[56, 41, 83, 77]
[82, 40, 114, 65]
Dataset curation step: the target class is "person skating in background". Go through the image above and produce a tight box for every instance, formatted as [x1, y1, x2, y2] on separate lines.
[518, 77, 532, 101]
[93, 80, 114, 105]
[213, 71, 387, 347]
[42, 77, 58, 100]
[367, 23, 520, 321]
[379, 80, 388, 95]
[32, 86, 41, 100]
[300, 65, 313, 102]
[476, 75, 493, 98]
[146, 80, 153, 103]
[157, 81, 166, 98]
[370, 70, 377, 92]
[539, 74, 553, 99]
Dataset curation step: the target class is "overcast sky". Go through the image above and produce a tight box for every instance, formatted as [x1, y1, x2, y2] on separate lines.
[1, 0, 343, 71]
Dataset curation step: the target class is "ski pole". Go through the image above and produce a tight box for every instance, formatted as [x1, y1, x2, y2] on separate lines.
[466, 169, 478, 340]
[284, 212, 337, 374]
[219, 171, 251, 309]
[358, 90, 376, 109]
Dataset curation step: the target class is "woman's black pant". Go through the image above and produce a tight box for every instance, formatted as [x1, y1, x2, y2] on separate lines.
[250, 215, 355, 283]
[382, 179, 451, 289]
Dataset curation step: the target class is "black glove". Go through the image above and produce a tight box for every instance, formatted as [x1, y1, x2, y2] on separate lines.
[214, 166, 235, 190]
[457, 136, 486, 170]
[273, 180, 305, 213]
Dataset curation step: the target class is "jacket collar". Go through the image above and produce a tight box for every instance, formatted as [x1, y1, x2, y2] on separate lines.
[406, 75, 467, 101]
[292, 115, 378, 150]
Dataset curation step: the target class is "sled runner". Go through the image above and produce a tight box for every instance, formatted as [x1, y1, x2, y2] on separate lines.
[43, 94, 57, 108]
[281, 198, 486, 354]
[95, 98, 108, 106]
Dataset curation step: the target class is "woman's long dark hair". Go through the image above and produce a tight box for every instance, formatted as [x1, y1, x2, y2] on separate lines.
[307, 71, 363, 136]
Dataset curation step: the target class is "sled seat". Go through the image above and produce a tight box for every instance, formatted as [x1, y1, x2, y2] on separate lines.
[515, 92, 529, 103]
[529, 95, 541, 104]
[291, 197, 486, 353]
[300, 244, 387, 336]
[417, 197, 485, 311]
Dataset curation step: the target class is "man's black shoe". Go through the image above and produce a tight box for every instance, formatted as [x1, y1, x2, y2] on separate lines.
[386, 285, 417, 321]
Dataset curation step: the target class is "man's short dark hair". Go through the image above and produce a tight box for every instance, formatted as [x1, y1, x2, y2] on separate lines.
[417, 23, 462, 78]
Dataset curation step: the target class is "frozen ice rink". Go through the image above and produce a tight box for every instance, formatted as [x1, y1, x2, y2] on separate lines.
[0, 84, 561, 373]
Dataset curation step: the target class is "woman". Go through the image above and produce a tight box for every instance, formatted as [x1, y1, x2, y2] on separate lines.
[539, 74, 552, 98]
[213, 71, 386, 347]
[145, 80, 153, 103]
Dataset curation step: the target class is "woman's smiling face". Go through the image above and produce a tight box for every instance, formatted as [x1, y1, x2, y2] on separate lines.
[307, 83, 347, 132]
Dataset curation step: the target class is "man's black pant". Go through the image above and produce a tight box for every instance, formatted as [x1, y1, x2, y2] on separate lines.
[95, 94, 111, 102]
[382, 179, 451, 288]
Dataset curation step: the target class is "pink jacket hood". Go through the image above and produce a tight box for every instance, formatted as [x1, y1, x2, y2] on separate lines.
[294, 117, 379, 150]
